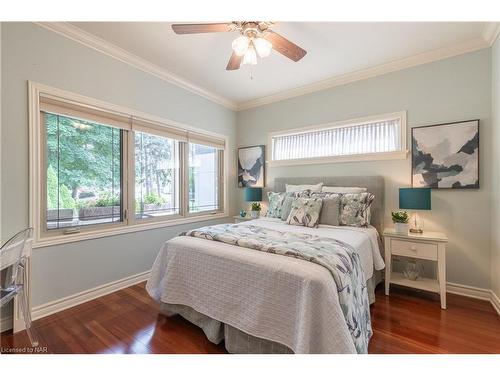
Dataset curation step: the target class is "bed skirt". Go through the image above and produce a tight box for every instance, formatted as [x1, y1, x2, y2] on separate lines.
[159, 270, 382, 354]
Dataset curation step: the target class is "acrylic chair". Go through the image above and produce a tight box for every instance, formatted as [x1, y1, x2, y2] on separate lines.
[1, 227, 38, 346]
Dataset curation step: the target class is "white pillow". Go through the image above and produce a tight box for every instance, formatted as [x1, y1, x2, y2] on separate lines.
[285, 182, 323, 193]
[322, 186, 367, 194]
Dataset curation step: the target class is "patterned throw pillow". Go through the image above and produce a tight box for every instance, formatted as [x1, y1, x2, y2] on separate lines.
[267, 191, 309, 218]
[280, 196, 295, 221]
[339, 193, 375, 227]
[267, 192, 292, 218]
[286, 197, 323, 228]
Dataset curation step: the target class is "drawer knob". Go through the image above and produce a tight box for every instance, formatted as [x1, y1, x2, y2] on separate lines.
[410, 245, 417, 251]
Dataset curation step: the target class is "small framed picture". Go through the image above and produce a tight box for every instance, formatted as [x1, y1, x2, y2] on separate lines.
[412, 119, 479, 189]
[238, 145, 265, 188]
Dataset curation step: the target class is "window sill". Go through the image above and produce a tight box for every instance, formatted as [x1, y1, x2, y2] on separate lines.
[267, 150, 408, 167]
[33, 212, 229, 249]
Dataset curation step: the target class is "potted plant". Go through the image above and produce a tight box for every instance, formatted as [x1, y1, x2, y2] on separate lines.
[250, 202, 261, 219]
[391, 210, 409, 234]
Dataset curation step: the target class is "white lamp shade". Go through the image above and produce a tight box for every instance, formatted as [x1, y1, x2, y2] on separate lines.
[253, 37, 272, 58]
[242, 45, 257, 65]
[232, 36, 250, 56]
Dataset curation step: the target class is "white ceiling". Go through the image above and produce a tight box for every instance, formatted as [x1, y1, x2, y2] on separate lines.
[70, 22, 492, 107]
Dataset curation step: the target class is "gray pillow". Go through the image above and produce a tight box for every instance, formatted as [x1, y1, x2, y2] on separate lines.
[318, 196, 341, 226]
[310, 192, 341, 226]
[280, 196, 295, 220]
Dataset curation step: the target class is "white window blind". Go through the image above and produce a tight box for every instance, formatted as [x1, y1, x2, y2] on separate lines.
[40, 95, 132, 131]
[272, 116, 403, 161]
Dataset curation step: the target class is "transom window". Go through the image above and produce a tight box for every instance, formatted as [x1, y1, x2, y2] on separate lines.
[270, 112, 407, 164]
[31, 83, 226, 245]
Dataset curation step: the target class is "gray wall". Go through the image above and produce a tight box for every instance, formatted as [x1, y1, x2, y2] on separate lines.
[1, 22, 497, 321]
[1, 22, 237, 307]
[237, 49, 492, 289]
[491, 36, 500, 299]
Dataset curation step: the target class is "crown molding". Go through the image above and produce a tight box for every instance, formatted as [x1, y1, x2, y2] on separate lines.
[482, 22, 500, 46]
[35, 22, 238, 111]
[35, 22, 494, 113]
[237, 37, 490, 111]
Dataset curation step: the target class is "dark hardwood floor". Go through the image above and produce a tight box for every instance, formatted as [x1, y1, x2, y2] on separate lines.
[2, 282, 499, 354]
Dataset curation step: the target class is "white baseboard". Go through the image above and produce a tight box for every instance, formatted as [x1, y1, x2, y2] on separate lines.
[1, 315, 13, 333]
[446, 282, 492, 301]
[32, 270, 151, 321]
[5, 272, 497, 330]
[491, 291, 500, 315]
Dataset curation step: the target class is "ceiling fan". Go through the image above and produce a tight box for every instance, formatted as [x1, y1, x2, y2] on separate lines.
[171, 22, 307, 70]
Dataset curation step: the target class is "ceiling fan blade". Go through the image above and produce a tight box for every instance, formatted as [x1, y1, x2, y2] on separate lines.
[263, 31, 307, 62]
[226, 52, 242, 71]
[172, 23, 233, 34]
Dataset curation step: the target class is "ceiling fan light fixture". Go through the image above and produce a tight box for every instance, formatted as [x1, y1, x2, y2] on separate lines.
[253, 37, 272, 58]
[242, 44, 257, 66]
[171, 22, 307, 71]
[232, 36, 250, 56]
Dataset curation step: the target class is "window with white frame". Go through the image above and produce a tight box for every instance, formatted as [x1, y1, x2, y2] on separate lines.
[43, 111, 124, 230]
[188, 143, 221, 213]
[31, 83, 226, 245]
[134, 131, 180, 220]
[270, 112, 407, 163]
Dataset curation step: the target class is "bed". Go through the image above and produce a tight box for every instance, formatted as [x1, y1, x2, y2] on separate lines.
[146, 176, 385, 354]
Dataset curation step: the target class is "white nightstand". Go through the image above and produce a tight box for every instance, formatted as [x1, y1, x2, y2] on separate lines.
[233, 215, 255, 223]
[383, 228, 448, 309]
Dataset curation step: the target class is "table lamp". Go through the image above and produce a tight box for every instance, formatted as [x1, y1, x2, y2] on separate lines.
[244, 187, 262, 218]
[399, 188, 431, 234]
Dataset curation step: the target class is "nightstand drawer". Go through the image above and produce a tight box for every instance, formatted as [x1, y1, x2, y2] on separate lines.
[391, 239, 438, 260]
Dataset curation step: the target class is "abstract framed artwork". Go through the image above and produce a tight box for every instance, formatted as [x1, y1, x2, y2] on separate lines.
[412, 119, 479, 189]
[238, 145, 265, 188]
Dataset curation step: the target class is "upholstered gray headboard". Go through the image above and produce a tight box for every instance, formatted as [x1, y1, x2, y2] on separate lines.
[272, 176, 385, 233]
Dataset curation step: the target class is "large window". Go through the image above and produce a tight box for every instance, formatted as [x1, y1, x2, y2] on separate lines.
[270, 112, 407, 164]
[32, 83, 226, 245]
[44, 113, 123, 230]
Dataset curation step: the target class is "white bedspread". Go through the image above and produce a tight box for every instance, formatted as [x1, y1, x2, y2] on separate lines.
[146, 218, 384, 354]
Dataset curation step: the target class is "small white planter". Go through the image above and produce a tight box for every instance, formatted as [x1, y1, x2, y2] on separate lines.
[250, 210, 260, 219]
[394, 222, 409, 234]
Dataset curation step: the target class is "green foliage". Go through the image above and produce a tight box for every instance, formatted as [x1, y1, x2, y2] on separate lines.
[59, 184, 76, 209]
[46, 165, 75, 209]
[251, 202, 261, 211]
[135, 132, 174, 202]
[46, 113, 121, 195]
[76, 200, 91, 209]
[47, 165, 58, 209]
[94, 192, 120, 207]
[143, 193, 165, 205]
[391, 210, 409, 224]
